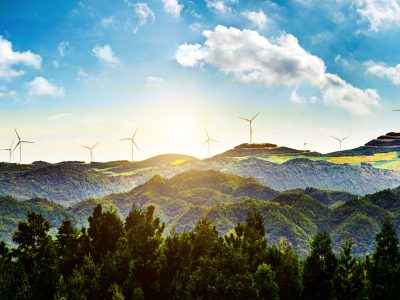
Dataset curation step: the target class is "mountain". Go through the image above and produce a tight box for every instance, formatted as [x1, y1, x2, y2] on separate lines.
[2, 170, 399, 258]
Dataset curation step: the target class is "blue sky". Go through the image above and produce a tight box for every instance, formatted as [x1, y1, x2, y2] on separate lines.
[1, 0, 400, 163]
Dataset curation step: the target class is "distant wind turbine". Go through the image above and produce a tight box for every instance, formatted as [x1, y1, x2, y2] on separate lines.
[332, 135, 349, 151]
[12, 129, 34, 164]
[1, 140, 14, 163]
[304, 142, 309, 151]
[119, 128, 139, 161]
[81, 142, 99, 163]
[202, 128, 219, 158]
[239, 112, 260, 144]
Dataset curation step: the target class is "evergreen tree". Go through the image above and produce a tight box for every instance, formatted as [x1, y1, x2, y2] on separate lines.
[333, 239, 366, 299]
[369, 217, 400, 300]
[302, 231, 337, 300]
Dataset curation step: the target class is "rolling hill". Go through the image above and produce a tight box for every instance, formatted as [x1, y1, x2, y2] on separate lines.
[2, 170, 400, 257]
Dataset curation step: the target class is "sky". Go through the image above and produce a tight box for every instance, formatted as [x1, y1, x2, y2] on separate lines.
[1, 0, 400, 163]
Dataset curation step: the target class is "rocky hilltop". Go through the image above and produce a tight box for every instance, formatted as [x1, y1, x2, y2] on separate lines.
[365, 132, 400, 148]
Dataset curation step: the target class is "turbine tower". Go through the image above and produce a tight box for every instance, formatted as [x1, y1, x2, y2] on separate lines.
[239, 112, 260, 144]
[202, 128, 219, 158]
[12, 129, 34, 164]
[81, 142, 99, 163]
[304, 142, 309, 151]
[1, 140, 14, 163]
[119, 128, 139, 161]
[332, 135, 349, 151]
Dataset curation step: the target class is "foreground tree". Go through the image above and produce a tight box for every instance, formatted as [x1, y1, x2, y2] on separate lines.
[333, 239, 366, 299]
[369, 217, 400, 300]
[302, 231, 337, 300]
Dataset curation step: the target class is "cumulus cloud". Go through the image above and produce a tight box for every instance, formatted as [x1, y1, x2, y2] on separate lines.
[176, 25, 380, 115]
[92, 44, 120, 67]
[365, 61, 400, 85]
[76, 68, 89, 81]
[289, 89, 304, 103]
[101, 16, 114, 27]
[206, 0, 237, 14]
[242, 10, 268, 29]
[26, 77, 65, 97]
[353, 0, 400, 31]
[160, 0, 183, 18]
[0, 36, 42, 79]
[133, 2, 155, 32]
[57, 41, 69, 57]
[0, 86, 17, 98]
[146, 76, 165, 87]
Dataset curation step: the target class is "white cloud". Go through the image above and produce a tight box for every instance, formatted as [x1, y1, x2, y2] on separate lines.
[289, 89, 304, 103]
[132, 2, 155, 32]
[101, 16, 114, 27]
[365, 61, 400, 85]
[160, 0, 183, 18]
[321, 73, 379, 116]
[57, 41, 69, 57]
[48, 113, 73, 121]
[242, 10, 268, 29]
[92, 44, 120, 67]
[76, 68, 89, 81]
[353, 0, 400, 31]
[52, 60, 59, 69]
[146, 76, 165, 87]
[0, 36, 42, 78]
[0, 86, 17, 98]
[206, 0, 237, 14]
[26, 77, 65, 97]
[176, 25, 380, 115]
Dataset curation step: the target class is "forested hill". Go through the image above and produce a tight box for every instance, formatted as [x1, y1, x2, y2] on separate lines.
[1, 205, 400, 299]
[2, 170, 400, 257]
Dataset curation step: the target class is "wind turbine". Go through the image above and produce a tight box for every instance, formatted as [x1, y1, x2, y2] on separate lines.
[12, 129, 34, 164]
[202, 128, 219, 158]
[239, 112, 260, 144]
[81, 142, 99, 163]
[1, 140, 14, 163]
[119, 128, 139, 161]
[332, 135, 349, 151]
[304, 142, 309, 151]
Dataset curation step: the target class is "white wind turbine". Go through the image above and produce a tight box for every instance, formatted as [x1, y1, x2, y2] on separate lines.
[119, 128, 139, 161]
[239, 112, 260, 144]
[81, 142, 99, 163]
[202, 128, 219, 158]
[332, 135, 349, 151]
[1, 140, 14, 163]
[304, 142, 309, 151]
[12, 129, 34, 164]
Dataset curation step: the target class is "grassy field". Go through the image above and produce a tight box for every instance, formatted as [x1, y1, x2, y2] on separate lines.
[258, 151, 400, 171]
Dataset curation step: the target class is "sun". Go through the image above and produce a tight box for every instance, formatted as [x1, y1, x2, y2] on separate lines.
[167, 122, 187, 140]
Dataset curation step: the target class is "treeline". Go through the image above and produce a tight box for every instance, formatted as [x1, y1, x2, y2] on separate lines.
[1, 204, 400, 300]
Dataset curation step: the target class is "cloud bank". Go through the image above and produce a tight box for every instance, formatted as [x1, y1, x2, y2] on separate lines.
[176, 25, 380, 115]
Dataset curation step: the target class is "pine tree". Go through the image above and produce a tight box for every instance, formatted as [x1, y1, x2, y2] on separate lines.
[369, 217, 400, 300]
[302, 231, 337, 300]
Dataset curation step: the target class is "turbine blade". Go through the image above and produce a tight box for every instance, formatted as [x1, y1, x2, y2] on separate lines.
[331, 136, 340, 142]
[10, 139, 15, 148]
[239, 117, 251, 122]
[202, 140, 208, 147]
[133, 127, 139, 138]
[21, 141, 34, 144]
[251, 112, 260, 121]
[119, 138, 131, 141]
[81, 145, 90, 149]
[393, 110, 400, 111]
[133, 140, 139, 150]
[205, 128, 209, 139]
[12, 142, 20, 153]
[342, 135, 349, 141]
[210, 139, 220, 142]
[92, 142, 99, 149]
[14, 128, 21, 141]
